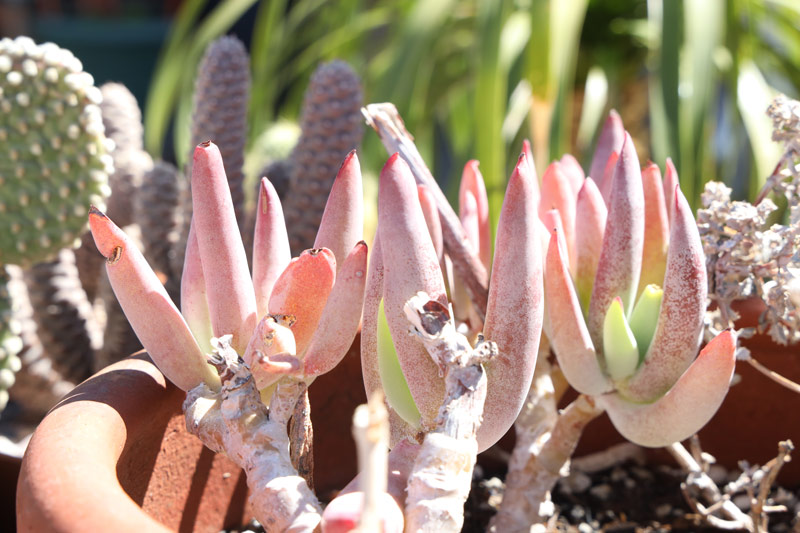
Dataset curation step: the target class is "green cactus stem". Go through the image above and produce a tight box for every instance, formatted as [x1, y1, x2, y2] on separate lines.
[0, 267, 23, 411]
[282, 60, 364, 255]
[0, 36, 112, 267]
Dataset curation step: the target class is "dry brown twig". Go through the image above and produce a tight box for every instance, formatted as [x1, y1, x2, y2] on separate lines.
[670, 435, 795, 532]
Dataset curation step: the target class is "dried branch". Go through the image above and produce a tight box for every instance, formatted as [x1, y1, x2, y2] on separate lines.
[184, 335, 322, 531]
[362, 103, 489, 319]
[402, 292, 497, 532]
[745, 356, 800, 394]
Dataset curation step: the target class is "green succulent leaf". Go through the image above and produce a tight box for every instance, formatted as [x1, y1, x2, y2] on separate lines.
[603, 297, 639, 381]
[628, 284, 664, 362]
[377, 299, 421, 428]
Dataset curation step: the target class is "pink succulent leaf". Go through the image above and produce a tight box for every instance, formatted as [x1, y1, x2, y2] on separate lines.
[587, 133, 644, 349]
[599, 151, 619, 205]
[459, 188, 480, 256]
[590, 109, 625, 190]
[191, 142, 257, 353]
[361, 231, 384, 401]
[303, 241, 368, 378]
[320, 492, 403, 533]
[539, 161, 577, 269]
[559, 153, 586, 196]
[599, 330, 736, 447]
[181, 220, 213, 354]
[574, 178, 608, 312]
[540, 209, 567, 269]
[620, 185, 706, 402]
[639, 162, 670, 293]
[378, 153, 448, 432]
[663, 158, 679, 226]
[314, 150, 364, 270]
[89, 207, 219, 392]
[522, 139, 541, 207]
[545, 227, 612, 396]
[459, 160, 492, 269]
[243, 315, 298, 390]
[268, 248, 337, 357]
[480, 153, 544, 451]
[252, 177, 291, 319]
[418, 185, 444, 262]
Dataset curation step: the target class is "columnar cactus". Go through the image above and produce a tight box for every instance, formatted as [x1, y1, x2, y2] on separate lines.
[283, 60, 364, 254]
[0, 36, 112, 267]
[543, 112, 737, 447]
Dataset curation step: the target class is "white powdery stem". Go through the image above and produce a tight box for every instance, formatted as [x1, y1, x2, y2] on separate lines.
[353, 391, 390, 532]
[184, 336, 322, 532]
[490, 392, 602, 532]
[402, 292, 496, 532]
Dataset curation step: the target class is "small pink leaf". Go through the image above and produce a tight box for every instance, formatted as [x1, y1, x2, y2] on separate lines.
[89, 207, 219, 391]
[522, 139, 541, 207]
[181, 221, 213, 354]
[252, 178, 291, 319]
[639, 162, 669, 294]
[378, 154, 447, 432]
[243, 315, 298, 390]
[481, 153, 544, 451]
[268, 248, 337, 357]
[574, 178, 607, 311]
[600, 330, 736, 447]
[620, 186, 706, 402]
[539, 161, 577, 269]
[314, 150, 364, 269]
[599, 151, 619, 204]
[304, 241, 368, 377]
[559, 153, 585, 197]
[191, 142, 257, 353]
[663, 158, 679, 226]
[418, 185, 444, 261]
[587, 133, 644, 349]
[590, 109, 625, 190]
[459, 160, 492, 269]
[544, 227, 612, 396]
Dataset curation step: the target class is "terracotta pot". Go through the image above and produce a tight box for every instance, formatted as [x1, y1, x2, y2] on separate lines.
[574, 298, 800, 484]
[16, 352, 251, 532]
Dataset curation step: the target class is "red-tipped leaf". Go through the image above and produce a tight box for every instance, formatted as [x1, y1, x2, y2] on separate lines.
[639, 162, 669, 293]
[252, 177, 291, 318]
[590, 110, 625, 189]
[574, 178, 608, 311]
[459, 160, 492, 269]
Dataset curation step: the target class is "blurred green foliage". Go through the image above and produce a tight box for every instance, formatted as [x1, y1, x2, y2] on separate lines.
[145, 0, 800, 212]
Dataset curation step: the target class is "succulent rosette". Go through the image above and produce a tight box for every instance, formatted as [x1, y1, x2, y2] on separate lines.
[89, 142, 366, 393]
[362, 152, 543, 452]
[542, 112, 736, 447]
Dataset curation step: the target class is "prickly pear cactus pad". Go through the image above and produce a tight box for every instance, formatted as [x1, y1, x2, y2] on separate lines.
[0, 267, 22, 410]
[0, 36, 112, 267]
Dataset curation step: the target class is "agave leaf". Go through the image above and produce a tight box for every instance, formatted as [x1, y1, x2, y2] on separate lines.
[589, 110, 624, 187]
[587, 133, 644, 349]
[458, 160, 492, 269]
[89, 207, 219, 391]
[191, 142, 257, 353]
[574, 178, 607, 312]
[544, 227, 611, 396]
[481, 154, 543, 451]
[252, 177, 291, 319]
[639, 162, 669, 294]
[621, 186, 706, 402]
[314, 150, 364, 270]
[304, 241, 368, 377]
[378, 154, 447, 431]
[269, 248, 337, 357]
[600, 330, 735, 448]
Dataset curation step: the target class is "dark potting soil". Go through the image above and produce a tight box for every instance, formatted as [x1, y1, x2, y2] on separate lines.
[227, 460, 799, 532]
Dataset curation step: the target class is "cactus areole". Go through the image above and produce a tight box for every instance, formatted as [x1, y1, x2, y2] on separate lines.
[1, 36, 112, 267]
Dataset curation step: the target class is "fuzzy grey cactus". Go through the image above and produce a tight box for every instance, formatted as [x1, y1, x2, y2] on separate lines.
[24, 249, 100, 384]
[0, 36, 112, 267]
[174, 36, 250, 276]
[282, 60, 364, 254]
[138, 160, 184, 302]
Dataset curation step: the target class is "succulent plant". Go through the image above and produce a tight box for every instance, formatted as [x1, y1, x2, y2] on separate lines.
[282, 60, 364, 254]
[0, 36, 112, 267]
[362, 152, 543, 452]
[542, 112, 737, 447]
[89, 142, 366, 394]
